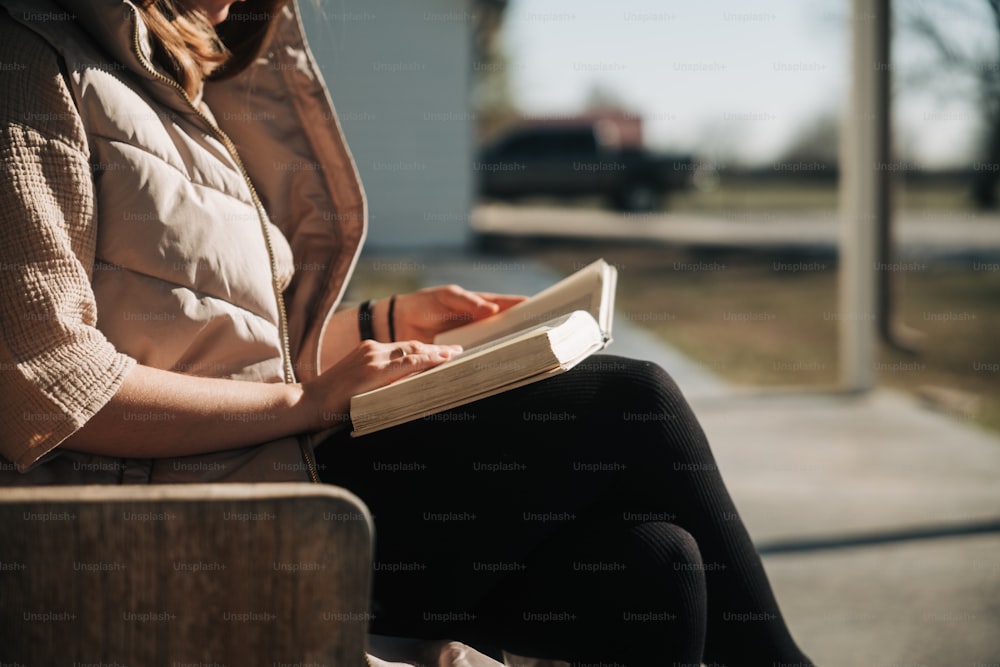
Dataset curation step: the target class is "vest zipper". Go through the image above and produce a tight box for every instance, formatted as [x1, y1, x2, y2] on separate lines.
[130, 16, 319, 484]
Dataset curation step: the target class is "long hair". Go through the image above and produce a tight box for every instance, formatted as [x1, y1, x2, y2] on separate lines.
[135, 0, 291, 99]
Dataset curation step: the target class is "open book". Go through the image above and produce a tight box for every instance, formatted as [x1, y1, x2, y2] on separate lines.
[349, 259, 617, 436]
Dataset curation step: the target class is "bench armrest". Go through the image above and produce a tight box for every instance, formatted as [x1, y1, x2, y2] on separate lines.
[0, 483, 373, 665]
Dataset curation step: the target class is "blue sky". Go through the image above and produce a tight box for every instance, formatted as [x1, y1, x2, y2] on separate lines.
[502, 0, 991, 167]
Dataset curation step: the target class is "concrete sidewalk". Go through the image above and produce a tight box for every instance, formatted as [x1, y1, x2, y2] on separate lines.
[393, 251, 1000, 667]
[472, 204, 1000, 261]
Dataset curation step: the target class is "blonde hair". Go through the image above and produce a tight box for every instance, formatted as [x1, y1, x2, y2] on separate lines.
[136, 0, 290, 99]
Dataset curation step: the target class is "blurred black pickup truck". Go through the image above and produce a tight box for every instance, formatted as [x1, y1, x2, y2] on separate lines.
[474, 119, 696, 212]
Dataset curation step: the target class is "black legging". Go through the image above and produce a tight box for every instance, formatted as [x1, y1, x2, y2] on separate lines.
[316, 356, 814, 667]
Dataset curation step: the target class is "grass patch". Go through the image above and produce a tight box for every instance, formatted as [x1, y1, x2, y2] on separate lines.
[528, 242, 1000, 434]
[668, 177, 975, 213]
[887, 265, 1000, 432]
[534, 244, 840, 386]
[342, 256, 425, 303]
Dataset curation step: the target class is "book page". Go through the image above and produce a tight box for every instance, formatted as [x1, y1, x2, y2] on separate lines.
[350, 366, 567, 436]
[363, 311, 585, 397]
[434, 259, 613, 349]
[350, 311, 606, 436]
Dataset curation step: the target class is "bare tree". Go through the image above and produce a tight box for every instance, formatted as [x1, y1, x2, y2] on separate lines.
[902, 0, 1000, 207]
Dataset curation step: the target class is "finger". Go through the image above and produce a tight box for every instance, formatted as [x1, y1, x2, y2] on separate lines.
[475, 292, 528, 311]
[340, 342, 462, 401]
[386, 341, 461, 366]
[438, 287, 501, 314]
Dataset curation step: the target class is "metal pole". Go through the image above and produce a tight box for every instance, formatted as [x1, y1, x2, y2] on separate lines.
[839, 0, 891, 392]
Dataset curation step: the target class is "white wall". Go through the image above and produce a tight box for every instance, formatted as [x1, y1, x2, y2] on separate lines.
[299, 0, 475, 251]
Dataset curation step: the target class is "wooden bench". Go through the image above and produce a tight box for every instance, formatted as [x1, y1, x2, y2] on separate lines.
[0, 483, 373, 665]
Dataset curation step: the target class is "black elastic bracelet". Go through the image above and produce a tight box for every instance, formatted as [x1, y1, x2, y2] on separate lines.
[358, 299, 375, 341]
[387, 294, 398, 343]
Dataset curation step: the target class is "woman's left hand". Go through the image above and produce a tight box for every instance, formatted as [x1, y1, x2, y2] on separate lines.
[391, 285, 525, 342]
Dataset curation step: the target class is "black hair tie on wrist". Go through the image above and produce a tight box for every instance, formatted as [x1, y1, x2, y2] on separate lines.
[358, 299, 375, 341]
[388, 294, 398, 343]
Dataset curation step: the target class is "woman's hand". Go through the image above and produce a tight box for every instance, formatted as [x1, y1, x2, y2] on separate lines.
[318, 285, 525, 371]
[303, 338, 463, 429]
[391, 285, 526, 343]
[63, 339, 462, 457]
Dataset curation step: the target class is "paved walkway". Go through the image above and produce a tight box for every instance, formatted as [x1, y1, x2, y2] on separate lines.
[390, 251, 1000, 667]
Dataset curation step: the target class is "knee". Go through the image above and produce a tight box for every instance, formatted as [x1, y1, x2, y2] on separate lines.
[587, 354, 681, 394]
[585, 355, 690, 420]
[627, 358, 683, 403]
[628, 521, 703, 573]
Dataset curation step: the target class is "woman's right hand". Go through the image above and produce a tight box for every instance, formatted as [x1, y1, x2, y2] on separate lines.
[300, 339, 462, 430]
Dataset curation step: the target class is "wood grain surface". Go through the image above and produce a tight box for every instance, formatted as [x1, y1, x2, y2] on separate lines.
[0, 483, 373, 666]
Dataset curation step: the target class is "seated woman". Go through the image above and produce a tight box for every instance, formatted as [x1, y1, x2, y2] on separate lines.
[0, 0, 814, 664]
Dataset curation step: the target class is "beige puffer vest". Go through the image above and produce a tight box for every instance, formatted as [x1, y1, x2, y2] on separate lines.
[0, 0, 366, 482]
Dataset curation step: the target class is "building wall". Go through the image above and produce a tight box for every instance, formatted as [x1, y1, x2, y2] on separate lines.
[299, 0, 475, 251]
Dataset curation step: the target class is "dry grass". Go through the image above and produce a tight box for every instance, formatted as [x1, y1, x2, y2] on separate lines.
[529, 242, 1000, 435]
[668, 176, 974, 213]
